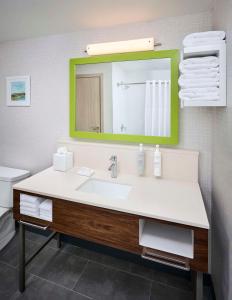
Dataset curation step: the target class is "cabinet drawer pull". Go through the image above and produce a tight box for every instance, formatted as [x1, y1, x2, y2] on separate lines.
[19, 220, 49, 231]
[142, 248, 190, 271]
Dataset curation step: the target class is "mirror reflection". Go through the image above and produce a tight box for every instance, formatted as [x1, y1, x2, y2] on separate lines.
[75, 58, 171, 137]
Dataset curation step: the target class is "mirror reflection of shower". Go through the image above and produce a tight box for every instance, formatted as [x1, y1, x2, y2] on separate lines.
[75, 58, 171, 137]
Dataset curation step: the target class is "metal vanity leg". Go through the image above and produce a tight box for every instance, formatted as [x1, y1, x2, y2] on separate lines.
[56, 233, 61, 248]
[195, 271, 203, 300]
[19, 222, 25, 293]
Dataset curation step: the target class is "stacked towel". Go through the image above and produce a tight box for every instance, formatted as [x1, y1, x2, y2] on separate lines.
[179, 56, 220, 102]
[39, 200, 52, 222]
[183, 31, 225, 47]
[20, 194, 43, 218]
[179, 56, 219, 73]
[179, 87, 219, 102]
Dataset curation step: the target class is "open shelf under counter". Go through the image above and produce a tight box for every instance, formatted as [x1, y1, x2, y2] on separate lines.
[139, 219, 194, 259]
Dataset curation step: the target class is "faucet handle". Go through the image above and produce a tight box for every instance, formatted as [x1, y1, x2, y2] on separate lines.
[109, 155, 117, 161]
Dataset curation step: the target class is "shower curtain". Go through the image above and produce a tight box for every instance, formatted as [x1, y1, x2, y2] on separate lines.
[144, 80, 170, 137]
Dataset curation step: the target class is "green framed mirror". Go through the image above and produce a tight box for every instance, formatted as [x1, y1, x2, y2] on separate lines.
[70, 50, 179, 144]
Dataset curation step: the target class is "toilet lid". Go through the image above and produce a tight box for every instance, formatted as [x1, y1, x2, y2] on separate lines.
[0, 207, 9, 218]
[0, 166, 30, 182]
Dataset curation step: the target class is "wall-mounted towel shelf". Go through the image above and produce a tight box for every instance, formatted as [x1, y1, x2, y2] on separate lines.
[180, 42, 226, 107]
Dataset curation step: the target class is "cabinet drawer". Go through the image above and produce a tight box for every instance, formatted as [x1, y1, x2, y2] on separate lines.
[53, 199, 141, 254]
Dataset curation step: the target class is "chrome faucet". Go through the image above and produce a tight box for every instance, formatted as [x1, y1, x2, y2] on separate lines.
[108, 155, 118, 178]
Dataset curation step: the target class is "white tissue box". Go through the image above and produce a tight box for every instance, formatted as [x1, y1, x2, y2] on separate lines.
[53, 152, 73, 172]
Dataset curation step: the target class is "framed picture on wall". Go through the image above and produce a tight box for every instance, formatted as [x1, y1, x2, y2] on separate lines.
[6, 76, 30, 106]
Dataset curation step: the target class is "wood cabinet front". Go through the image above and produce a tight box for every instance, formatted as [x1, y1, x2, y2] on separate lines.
[13, 189, 208, 273]
[52, 198, 141, 254]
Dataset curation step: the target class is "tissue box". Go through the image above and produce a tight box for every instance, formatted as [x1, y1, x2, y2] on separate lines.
[53, 152, 73, 172]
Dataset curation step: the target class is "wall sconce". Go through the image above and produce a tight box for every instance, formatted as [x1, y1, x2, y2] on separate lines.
[86, 37, 161, 56]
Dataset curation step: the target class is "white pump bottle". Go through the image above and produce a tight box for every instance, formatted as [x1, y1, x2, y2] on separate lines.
[154, 145, 162, 177]
[137, 144, 145, 176]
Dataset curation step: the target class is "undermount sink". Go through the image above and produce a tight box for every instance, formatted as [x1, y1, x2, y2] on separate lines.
[77, 179, 132, 200]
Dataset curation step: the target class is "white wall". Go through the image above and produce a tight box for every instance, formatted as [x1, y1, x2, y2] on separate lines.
[212, 1, 232, 299]
[0, 12, 213, 216]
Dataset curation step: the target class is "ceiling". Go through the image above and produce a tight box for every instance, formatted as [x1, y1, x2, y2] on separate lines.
[0, 0, 213, 43]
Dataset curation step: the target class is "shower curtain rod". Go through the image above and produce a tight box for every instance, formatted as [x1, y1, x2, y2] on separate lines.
[117, 80, 170, 86]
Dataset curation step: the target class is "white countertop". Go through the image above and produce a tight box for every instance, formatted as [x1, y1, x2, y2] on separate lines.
[13, 167, 209, 229]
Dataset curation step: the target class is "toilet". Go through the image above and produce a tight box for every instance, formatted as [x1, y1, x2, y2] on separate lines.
[0, 166, 30, 250]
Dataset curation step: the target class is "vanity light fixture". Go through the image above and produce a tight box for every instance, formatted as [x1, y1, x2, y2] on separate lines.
[86, 37, 160, 55]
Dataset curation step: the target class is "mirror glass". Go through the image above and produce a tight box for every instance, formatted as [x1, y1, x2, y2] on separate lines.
[75, 58, 171, 137]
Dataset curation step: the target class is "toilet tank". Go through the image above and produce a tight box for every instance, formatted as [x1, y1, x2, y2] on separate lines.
[0, 166, 30, 208]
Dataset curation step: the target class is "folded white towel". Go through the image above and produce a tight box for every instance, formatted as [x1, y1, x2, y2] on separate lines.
[183, 31, 225, 47]
[77, 167, 95, 177]
[180, 95, 219, 102]
[40, 209, 52, 217]
[179, 62, 219, 73]
[178, 78, 219, 89]
[179, 86, 220, 101]
[20, 201, 40, 209]
[39, 214, 52, 222]
[182, 56, 219, 65]
[20, 205, 39, 213]
[20, 194, 43, 205]
[184, 38, 225, 47]
[39, 199, 52, 211]
[179, 72, 219, 81]
[20, 209, 39, 218]
[179, 87, 219, 98]
[185, 31, 225, 40]
[180, 68, 219, 77]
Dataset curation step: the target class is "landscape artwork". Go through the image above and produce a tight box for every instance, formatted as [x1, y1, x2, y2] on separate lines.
[11, 81, 26, 101]
[6, 76, 30, 106]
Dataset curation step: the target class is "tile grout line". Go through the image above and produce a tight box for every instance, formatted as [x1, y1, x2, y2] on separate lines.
[25, 234, 195, 292]
[0, 259, 17, 270]
[28, 237, 194, 290]
[148, 280, 153, 300]
[71, 259, 90, 290]
[29, 273, 93, 299]
[44, 240, 156, 281]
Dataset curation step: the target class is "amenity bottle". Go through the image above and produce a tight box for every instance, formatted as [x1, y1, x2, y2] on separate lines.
[154, 145, 162, 177]
[137, 144, 145, 176]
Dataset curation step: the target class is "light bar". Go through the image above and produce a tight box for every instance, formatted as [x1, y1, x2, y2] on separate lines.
[86, 37, 155, 56]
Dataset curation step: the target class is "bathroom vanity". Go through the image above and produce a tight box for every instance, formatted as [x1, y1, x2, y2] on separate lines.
[13, 160, 209, 300]
[13, 48, 208, 299]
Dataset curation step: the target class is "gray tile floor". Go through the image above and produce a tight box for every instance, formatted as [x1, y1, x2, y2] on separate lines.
[0, 230, 213, 300]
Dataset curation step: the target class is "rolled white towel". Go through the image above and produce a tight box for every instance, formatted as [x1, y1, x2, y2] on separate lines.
[182, 56, 219, 65]
[183, 31, 225, 47]
[179, 62, 219, 73]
